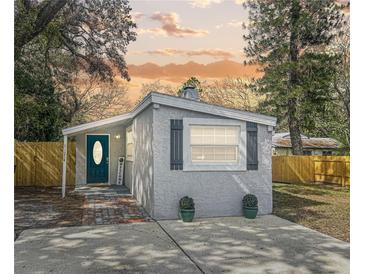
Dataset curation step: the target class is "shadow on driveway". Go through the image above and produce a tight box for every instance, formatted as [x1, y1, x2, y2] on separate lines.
[15, 222, 201, 274]
[159, 215, 350, 274]
[15, 215, 349, 274]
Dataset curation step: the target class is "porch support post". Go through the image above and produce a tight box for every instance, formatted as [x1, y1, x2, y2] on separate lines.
[62, 135, 68, 198]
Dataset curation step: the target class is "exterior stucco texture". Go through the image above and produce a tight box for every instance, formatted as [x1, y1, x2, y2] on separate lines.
[152, 105, 273, 219]
[128, 106, 154, 215]
[72, 103, 273, 220]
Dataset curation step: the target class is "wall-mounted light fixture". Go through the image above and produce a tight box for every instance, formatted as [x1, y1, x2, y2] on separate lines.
[115, 134, 121, 139]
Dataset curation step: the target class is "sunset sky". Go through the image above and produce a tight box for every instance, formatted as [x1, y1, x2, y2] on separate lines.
[121, 0, 249, 100]
[121, 0, 348, 101]
[127, 0, 248, 65]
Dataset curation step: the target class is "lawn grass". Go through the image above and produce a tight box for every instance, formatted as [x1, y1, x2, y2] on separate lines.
[273, 182, 349, 242]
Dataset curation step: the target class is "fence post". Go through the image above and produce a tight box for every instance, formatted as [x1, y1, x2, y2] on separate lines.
[62, 136, 68, 198]
[342, 160, 346, 187]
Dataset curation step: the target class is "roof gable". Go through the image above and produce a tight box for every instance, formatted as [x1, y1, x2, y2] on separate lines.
[63, 92, 277, 136]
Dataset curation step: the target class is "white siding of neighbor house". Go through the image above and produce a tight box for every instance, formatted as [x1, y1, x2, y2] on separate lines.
[152, 105, 273, 220]
[75, 125, 125, 186]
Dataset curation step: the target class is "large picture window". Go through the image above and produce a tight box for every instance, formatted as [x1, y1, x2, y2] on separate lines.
[183, 118, 246, 171]
[190, 126, 239, 163]
[126, 126, 134, 161]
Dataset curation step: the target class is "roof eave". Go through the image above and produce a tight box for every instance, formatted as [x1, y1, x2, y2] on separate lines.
[150, 93, 277, 126]
[62, 93, 153, 136]
[62, 92, 277, 136]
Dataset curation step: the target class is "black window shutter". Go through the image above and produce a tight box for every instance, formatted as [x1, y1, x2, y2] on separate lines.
[247, 122, 258, 170]
[170, 119, 183, 170]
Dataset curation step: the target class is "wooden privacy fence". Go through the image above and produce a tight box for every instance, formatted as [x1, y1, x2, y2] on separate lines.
[272, 156, 350, 186]
[15, 142, 76, 187]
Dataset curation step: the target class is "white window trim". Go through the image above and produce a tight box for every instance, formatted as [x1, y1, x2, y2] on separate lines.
[126, 125, 134, 162]
[183, 118, 247, 171]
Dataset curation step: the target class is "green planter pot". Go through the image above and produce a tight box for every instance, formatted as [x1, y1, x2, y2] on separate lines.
[179, 209, 195, 222]
[243, 206, 258, 219]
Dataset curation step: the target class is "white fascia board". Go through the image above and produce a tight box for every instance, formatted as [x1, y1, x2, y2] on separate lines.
[62, 92, 276, 136]
[62, 112, 133, 136]
[151, 93, 277, 126]
[62, 94, 152, 136]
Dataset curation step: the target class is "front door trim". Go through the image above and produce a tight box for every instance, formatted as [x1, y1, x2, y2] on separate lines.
[85, 133, 111, 184]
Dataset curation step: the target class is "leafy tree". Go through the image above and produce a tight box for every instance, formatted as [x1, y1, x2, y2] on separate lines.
[200, 78, 262, 111]
[309, 23, 350, 153]
[178, 77, 202, 95]
[331, 23, 350, 151]
[243, 0, 344, 154]
[15, 48, 64, 141]
[136, 80, 177, 103]
[15, 0, 137, 81]
[59, 75, 131, 126]
[14, 0, 137, 140]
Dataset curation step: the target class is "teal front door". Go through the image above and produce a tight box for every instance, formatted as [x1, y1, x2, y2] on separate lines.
[87, 135, 109, 183]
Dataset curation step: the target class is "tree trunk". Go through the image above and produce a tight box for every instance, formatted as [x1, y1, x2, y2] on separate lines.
[287, 0, 303, 155]
[15, 0, 68, 52]
[288, 98, 303, 154]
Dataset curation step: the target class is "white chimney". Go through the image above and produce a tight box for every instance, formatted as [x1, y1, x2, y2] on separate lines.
[180, 86, 200, 101]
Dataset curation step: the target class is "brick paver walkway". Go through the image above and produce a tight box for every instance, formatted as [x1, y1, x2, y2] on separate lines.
[80, 186, 151, 225]
[15, 187, 84, 240]
[15, 186, 151, 240]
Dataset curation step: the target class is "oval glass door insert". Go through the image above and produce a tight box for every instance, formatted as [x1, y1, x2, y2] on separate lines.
[93, 141, 103, 165]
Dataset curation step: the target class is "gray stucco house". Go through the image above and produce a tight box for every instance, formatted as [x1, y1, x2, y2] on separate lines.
[61, 88, 277, 219]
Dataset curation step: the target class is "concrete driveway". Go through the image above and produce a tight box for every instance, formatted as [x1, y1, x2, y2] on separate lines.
[159, 215, 350, 274]
[15, 215, 349, 274]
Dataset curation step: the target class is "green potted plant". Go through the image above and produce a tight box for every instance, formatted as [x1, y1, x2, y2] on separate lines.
[242, 194, 258, 219]
[179, 196, 195, 222]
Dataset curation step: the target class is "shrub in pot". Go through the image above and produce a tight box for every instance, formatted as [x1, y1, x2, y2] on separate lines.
[179, 196, 195, 222]
[242, 194, 258, 219]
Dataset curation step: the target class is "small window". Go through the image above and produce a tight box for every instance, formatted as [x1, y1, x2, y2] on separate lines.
[323, 151, 332, 156]
[190, 126, 239, 163]
[92, 141, 103, 165]
[126, 126, 134, 161]
[303, 150, 312, 156]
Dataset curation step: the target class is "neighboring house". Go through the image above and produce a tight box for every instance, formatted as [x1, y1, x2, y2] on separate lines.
[272, 132, 341, 156]
[61, 87, 277, 219]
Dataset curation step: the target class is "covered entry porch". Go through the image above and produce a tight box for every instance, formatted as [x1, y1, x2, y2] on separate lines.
[61, 112, 135, 198]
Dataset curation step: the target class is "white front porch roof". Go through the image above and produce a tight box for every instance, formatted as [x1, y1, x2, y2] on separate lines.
[62, 92, 277, 136]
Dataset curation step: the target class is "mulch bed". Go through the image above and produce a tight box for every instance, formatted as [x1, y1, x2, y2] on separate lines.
[15, 187, 84, 240]
[273, 182, 350, 242]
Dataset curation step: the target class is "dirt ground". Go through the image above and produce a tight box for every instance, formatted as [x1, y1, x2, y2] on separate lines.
[273, 182, 350, 242]
[14, 187, 84, 240]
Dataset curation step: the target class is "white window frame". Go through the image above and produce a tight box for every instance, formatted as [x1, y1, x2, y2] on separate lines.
[126, 125, 134, 161]
[183, 118, 247, 171]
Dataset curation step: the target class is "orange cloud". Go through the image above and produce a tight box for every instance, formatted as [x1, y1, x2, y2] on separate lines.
[136, 28, 166, 36]
[127, 60, 262, 82]
[131, 12, 144, 21]
[141, 12, 208, 37]
[216, 19, 243, 29]
[189, 0, 223, 8]
[132, 48, 237, 59]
